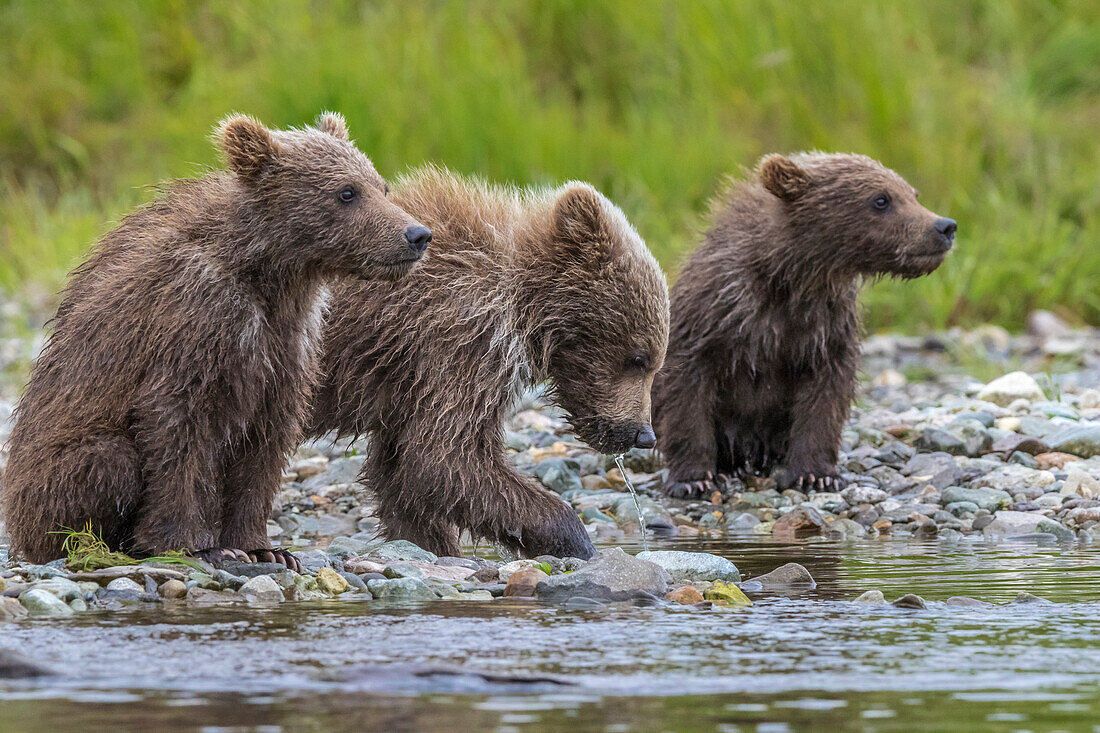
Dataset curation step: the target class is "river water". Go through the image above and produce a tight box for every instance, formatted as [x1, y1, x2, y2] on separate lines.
[1, 537, 1098, 731]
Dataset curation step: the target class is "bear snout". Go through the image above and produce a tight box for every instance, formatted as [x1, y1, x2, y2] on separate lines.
[933, 217, 957, 245]
[634, 423, 657, 449]
[404, 225, 432, 255]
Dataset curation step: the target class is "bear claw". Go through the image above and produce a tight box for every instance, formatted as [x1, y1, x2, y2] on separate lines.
[247, 548, 301, 572]
[195, 547, 252, 565]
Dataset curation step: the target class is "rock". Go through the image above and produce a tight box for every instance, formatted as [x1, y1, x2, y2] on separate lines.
[105, 577, 144, 595]
[751, 562, 816, 590]
[945, 596, 992, 608]
[316, 567, 349, 594]
[982, 510, 1047, 538]
[366, 577, 438, 602]
[1035, 452, 1082, 470]
[0, 597, 29, 621]
[344, 557, 388, 575]
[66, 565, 187, 583]
[891, 594, 927, 609]
[940, 485, 1012, 512]
[498, 559, 545, 583]
[914, 428, 967, 456]
[873, 369, 906, 388]
[772, 505, 826, 538]
[535, 548, 671, 602]
[454, 590, 494, 601]
[384, 561, 475, 582]
[635, 551, 741, 583]
[158, 579, 188, 599]
[1046, 425, 1100, 458]
[366, 540, 438, 564]
[238, 575, 284, 602]
[1027, 310, 1073, 340]
[471, 565, 500, 583]
[991, 434, 1050, 456]
[292, 549, 335, 573]
[703, 581, 752, 607]
[841, 484, 887, 505]
[1060, 469, 1100, 499]
[1079, 389, 1100, 410]
[0, 649, 52, 678]
[903, 452, 963, 489]
[1012, 591, 1053, 604]
[325, 536, 379, 558]
[562, 596, 607, 610]
[18, 589, 75, 617]
[853, 590, 884, 604]
[971, 465, 1055, 494]
[725, 512, 762, 533]
[219, 561, 288, 578]
[1035, 519, 1075, 542]
[977, 372, 1045, 406]
[531, 457, 583, 494]
[503, 567, 549, 598]
[29, 577, 84, 602]
[665, 586, 705, 604]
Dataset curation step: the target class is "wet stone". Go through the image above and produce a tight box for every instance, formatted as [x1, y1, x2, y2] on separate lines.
[853, 590, 885, 604]
[891, 594, 927, 609]
[535, 548, 671, 603]
[635, 551, 741, 583]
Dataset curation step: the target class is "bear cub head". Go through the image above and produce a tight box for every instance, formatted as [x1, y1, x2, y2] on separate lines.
[534, 184, 670, 455]
[217, 112, 431, 280]
[758, 152, 956, 279]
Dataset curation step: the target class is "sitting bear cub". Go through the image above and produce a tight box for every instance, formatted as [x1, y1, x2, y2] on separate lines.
[2, 113, 430, 566]
[654, 152, 956, 498]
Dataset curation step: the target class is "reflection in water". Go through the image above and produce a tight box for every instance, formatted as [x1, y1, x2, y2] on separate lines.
[0, 537, 1097, 730]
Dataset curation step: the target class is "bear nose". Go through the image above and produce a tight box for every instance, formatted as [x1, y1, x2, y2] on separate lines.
[404, 225, 432, 254]
[634, 424, 657, 449]
[934, 217, 957, 241]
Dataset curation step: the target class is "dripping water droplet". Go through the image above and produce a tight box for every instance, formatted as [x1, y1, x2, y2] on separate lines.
[614, 453, 648, 552]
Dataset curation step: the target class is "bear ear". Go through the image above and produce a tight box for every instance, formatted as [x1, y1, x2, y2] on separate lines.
[315, 111, 349, 141]
[216, 114, 279, 180]
[759, 154, 811, 201]
[553, 183, 615, 266]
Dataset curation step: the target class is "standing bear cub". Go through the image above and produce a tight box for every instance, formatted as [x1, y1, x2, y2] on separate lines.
[310, 166, 669, 560]
[2, 113, 430, 566]
[654, 153, 956, 498]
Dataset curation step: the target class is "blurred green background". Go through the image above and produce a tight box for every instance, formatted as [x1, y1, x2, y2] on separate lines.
[0, 0, 1097, 331]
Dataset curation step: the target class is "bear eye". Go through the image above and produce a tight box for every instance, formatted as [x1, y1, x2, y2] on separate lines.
[384, 184, 391, 196]
[872, 193, 891, 211]
[627, 353, 651, 372]
[338, 185, 358, 204]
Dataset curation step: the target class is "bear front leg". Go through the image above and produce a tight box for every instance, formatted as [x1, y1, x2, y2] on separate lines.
[655, 367, 722, 499]
[368, 445, 595, 561]
[780, 359, 857, 492]
[219, 437, 301, 572]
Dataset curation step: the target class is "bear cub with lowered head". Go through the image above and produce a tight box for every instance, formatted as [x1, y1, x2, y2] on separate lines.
[654, 153, 956, 498]
[2, 113, 430, 566]
[310, 166, 669, 560]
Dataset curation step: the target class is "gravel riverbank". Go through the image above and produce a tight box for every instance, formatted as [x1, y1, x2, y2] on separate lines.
[1, 315, 1099, 618]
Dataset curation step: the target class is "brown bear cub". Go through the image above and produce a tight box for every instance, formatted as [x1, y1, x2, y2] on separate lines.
[2, 113, 431, 566]
[654, 153, 956, 498]
[310, 166, 669, 560]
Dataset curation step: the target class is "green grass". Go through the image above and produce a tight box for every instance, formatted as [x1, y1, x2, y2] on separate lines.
[1, 0, 1097, 331]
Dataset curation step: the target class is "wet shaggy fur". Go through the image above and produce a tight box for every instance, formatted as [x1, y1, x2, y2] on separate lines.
[654, 153, 956, 498]
[2, 113, 428, 564]
[310, 166, 669, 560]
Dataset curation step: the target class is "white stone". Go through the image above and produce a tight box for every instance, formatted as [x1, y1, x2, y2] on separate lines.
[498, 559, 544, 582]
[1061, 469, 1100, 499]
[106, 577, 144, 594]
[239, 575, 284, 602]
[977, 372, 1045, 407]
